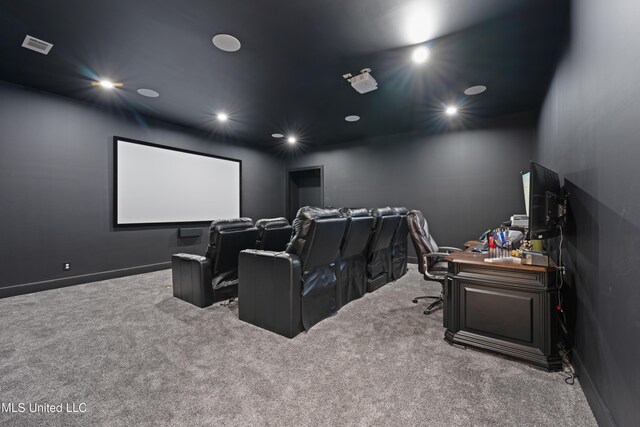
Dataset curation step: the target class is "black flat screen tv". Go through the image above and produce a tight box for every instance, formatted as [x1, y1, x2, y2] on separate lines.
[523, 161, 563, 239]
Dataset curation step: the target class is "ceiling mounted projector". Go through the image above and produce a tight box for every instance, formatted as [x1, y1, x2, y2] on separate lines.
[343, 68, 378, 94]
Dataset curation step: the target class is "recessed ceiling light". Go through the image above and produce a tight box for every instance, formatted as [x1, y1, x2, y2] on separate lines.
[99, 80, 114, 89]
[212, 34, 241, 52]
[345, 115, 360, 122]
[91, 79, 123, 89]
[137, 88, 159, 98]
[412, 46, 430, 64]
[464, 85, 487, 96]
[217, 112, 228, 122]
[287, 136, 296, 144]
[271, 133, 284, 138]
[445, 106, 458, 116]
[91, 79, 124, 89]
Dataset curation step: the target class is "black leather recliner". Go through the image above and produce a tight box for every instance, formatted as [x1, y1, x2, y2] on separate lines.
[255, 217, 292, 251]
[172, 218, 258, 308]
[238, 207, 347, 338]
[337, 208, 374, 308]
[390, 207, 409, 280]
[366, 207, 400, 292]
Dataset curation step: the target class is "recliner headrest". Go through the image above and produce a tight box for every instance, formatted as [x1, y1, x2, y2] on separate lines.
[392, 207, 408, 215]
[370, 207, 396, 218]
[286, 206, 342, 258]
[392, 207, 409, 245]
[293, 206, 341, 223]
[339, 207, 370, 218]
[255, 217, 292, 251]
[205, 218, 255, 259]
[255, 217, 290, 229]
[340, 214, 374, 259]
[370, 207, 398, 228]
[208, 218, 254, 244]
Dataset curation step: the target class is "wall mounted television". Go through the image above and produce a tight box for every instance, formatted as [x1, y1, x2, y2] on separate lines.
[114, 137, 241, 226]
[522, 161, 563, 239]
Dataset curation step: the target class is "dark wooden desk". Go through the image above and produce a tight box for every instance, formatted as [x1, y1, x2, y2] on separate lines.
[444, 250, 562, 370]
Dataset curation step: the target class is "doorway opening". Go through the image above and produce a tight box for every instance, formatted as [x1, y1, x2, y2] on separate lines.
[287, 166, 324, 221]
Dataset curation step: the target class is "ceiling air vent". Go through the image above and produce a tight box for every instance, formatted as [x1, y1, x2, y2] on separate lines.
[21, 35, 53, 55]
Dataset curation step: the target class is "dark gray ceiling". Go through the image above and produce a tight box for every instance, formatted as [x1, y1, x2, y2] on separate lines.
[0, 0, 569, 148]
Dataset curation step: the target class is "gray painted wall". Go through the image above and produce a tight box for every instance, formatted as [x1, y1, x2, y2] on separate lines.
[535, 1, 640, 426]
[287, 113, 535, 254]
[0, 82, 285, 295]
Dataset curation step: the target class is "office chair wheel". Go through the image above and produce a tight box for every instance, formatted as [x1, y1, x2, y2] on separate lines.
[424, 298, 443, 315]
[412, 295, 436, 304]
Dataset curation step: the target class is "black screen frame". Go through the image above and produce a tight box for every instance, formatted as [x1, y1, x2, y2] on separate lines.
[113, 136, 242, 228]
[528, 161, 561, 239]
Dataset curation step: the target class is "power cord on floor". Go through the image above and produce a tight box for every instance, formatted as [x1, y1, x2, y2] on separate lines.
[555, 224, 575, 385]
[558, 342, 576, 385]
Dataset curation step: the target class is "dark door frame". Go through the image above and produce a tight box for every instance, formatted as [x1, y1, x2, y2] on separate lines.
[286, 165, 324, 221]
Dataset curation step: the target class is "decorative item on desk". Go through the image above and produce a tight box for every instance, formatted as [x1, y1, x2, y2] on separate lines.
[531, 239, 544, 252]
[520, 239, 533, 251]
[488, 231, 497, 259]
[485, 227, 522, 264]
[521, 250, 550, 266]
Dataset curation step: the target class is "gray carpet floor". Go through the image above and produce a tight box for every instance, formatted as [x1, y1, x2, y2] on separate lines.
[0, 266, 596, 426]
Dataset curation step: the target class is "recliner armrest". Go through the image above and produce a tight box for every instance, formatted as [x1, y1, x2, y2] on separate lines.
[173, 253, 208, 263]
[238, 249, 303, 338]
[171, 253, 213, 308]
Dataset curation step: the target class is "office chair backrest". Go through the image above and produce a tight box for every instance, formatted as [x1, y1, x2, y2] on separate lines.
[407, 210, 439, 274]
[286, 206, 347, 271]
[339, 208, 374, 259]
[205, 218, 258, 288]
[255, 217, 292, 251]
[367, 207, 400, 254]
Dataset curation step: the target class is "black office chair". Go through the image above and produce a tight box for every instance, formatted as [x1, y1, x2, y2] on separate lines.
[172, 218, 258, 308]
[255, 217, 292, 251]
[407, 210, 462, 314]
[238, 207, 347, 338]
[337, 208, 374, 308]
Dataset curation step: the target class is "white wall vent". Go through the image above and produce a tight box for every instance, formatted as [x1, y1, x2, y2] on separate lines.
[21, 35, 53, 55]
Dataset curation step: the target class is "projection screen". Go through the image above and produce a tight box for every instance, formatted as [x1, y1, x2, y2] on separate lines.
[114, 137, 241, 225]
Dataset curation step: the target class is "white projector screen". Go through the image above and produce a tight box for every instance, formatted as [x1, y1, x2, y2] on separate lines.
[115, 137, 241, 225]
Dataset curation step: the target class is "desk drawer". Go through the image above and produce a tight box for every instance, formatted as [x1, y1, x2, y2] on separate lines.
[460, 283, 538, 346]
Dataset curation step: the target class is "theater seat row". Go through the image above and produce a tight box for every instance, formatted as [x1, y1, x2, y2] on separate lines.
[239, 206, 409, 337]
[171, 217, 291, 308]
[171, 206, 409, 338]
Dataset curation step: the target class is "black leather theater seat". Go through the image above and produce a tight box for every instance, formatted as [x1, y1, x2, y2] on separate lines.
[337, 208, 374, 308]
[366, 207, 400, 292]
[255, 217, 292, 251]
[238, 207, 346, 338]
[390, 207, 409, 280]
[172, 218, 258, 308]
